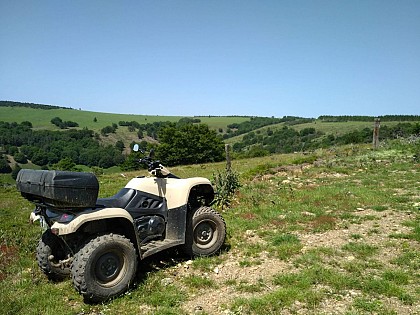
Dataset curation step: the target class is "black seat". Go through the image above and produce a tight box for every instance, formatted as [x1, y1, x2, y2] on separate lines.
[96, 188, 136, 209]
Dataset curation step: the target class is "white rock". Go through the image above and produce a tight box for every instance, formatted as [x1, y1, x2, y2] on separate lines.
[161, 278, 173, 286]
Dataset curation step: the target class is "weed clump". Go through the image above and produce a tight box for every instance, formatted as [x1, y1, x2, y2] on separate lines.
[212, 168, 241, 210]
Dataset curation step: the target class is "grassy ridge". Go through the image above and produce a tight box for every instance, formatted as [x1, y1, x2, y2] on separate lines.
[0, 106, 250, 132]
[226, 120, 420, 144]
[0, 141, 419, 314]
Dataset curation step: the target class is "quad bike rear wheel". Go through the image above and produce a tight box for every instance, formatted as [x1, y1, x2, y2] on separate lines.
[71, 233, 137, 303]
[184, 206, 226, 257]
[36, 229, 71, 281]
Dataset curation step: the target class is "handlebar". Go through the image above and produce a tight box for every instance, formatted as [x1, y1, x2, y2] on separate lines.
[139, 157, 170, 178]
[134, 146, 172, 178]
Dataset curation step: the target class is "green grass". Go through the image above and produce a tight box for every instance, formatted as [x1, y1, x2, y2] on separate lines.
[291, 120, 417, 136]
[350, 297, 398, 315]
[391, 248, 420, 270]
[342, 242, 378, 259]
[269, 233, 303, 260]
[229, 263, 415, 314]
[230, 286, 323, 314]
[190, 255, 225, 272]
[183, 275, 216, 290]
[235, 279, 265, 293]
[225, 119, 418, 145]
[0, 106, 249, 132]
[1, 141, 419, 314]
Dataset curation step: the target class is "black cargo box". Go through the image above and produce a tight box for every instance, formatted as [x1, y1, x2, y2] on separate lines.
[16, 169, 99, 209]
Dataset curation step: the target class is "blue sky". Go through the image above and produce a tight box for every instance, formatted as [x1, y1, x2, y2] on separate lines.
[1, 1, 419, 117]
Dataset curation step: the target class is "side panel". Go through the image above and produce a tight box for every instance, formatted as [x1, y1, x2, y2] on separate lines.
[125, 191, 165, 219]
[51, 208, 133, 235]
[166, 204, 187, 240]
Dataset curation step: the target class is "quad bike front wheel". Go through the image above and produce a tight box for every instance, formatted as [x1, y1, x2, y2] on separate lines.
[71, 234, 137, 303]
[36, 229, 71, 281]
[184, 206, 226, 257]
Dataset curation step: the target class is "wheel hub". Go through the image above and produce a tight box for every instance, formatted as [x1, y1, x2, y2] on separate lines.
[96, 253, 121, 283]
[195, 221, 218, 249]
[198, 225, 212, 242]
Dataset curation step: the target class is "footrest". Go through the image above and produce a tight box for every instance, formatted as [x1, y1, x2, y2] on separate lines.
[141, 239, 183, 259]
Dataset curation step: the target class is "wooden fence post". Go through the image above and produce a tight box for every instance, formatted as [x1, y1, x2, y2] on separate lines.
[373, 118, 380, 150]
[225, 144, 231, 171]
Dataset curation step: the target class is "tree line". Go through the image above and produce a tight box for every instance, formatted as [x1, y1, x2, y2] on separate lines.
[106, 118, 203, 140]
[0, 122, 124, 171]
[318, 115, 420, 122]
[232, 122, 420, 158]
[0, 119, 225, 174]
[224, 116, 314, 139]
[51, 117, 79, 129]
[0, 100, 72, 110]
[1, 114, 419, 175]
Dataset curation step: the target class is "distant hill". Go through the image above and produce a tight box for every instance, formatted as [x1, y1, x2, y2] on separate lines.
[0, 100, 72, 110]
[1, 101, 419, 160]
[0, 101, 252, 159]
[0, 100, 250, 132]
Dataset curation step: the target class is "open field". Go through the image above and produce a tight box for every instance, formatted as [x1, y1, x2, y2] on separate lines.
[225, 120, 420, 144]
[0, 141, 419, 314]
[0, 106, 250, 132]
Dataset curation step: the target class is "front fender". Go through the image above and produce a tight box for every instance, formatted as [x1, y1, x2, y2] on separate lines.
[51, 208, 133, 236]
[125, 177, 213, 209]
[165, 177, 214, 209]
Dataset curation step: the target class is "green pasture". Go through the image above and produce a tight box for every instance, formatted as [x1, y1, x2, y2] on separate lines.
[225, 119, 420, 144]
[0, 106, 249, 132]
[0, 141, 419, 314]
[292, 120, 416, 134]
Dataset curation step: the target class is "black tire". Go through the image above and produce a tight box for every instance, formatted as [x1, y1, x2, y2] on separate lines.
[183, 206, 226, 257]
[36, 230, 71, 281]
[71, 234, 137, 303]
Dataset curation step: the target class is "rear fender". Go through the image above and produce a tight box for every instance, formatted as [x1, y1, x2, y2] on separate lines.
[51, 208, 134, 236]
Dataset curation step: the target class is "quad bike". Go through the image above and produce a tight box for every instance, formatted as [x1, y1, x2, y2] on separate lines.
[16, 147, 226, 302]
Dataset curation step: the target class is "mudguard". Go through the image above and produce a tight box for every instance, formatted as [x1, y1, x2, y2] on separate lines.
[125, 177, 213, 209]
[51, 208, 133, 236]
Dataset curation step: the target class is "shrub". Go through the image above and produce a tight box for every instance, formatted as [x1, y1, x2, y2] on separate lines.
[212, 168, 241, 209]
[0, 157, 12, 173]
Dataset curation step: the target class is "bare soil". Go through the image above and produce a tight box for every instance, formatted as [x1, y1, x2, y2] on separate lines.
[159, 208, 419, 314]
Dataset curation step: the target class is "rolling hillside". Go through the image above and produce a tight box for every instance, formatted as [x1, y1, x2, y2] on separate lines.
[2, 102, 418, 146]
[226, 120, 420, 144]
[1, 101, 419, 173]
[0, 102, 250, 132]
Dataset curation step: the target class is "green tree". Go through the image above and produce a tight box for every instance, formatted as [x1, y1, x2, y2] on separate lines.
[0, 157, 12, 173]
[120, 151, 143, 171]
[31, 151, 48, 166]
[53, 158, 77, 171]
[156, 124, 225, 166]
[14, 152, 27, 164]
[7, 146, 19, 155]
[115, 140, 125, 152]
[11, 165, 22, 179]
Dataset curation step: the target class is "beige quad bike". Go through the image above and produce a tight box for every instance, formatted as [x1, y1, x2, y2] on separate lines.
[16, 146, 226, 303]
